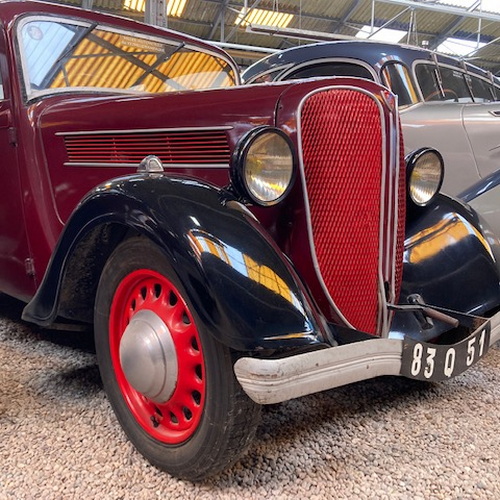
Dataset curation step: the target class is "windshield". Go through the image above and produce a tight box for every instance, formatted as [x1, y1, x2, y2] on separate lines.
[18, 17, 237, 99]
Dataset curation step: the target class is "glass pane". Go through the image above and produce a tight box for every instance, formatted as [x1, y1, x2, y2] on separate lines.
[286, 62, 374, 80]
[438, 66, 473, 101]
[415, 64, 442, 101]
[19, 18, 236, 97]
[467, 74, 497, 102]
[381, 63, 419, 107]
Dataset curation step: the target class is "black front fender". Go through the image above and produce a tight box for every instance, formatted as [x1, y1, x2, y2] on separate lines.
[23, 174, 327, 351]
[391, 194, 500, 341]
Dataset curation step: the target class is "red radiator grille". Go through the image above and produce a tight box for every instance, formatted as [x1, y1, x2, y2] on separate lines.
[300, 88, 386, 334]
[63, 129, 230, 165]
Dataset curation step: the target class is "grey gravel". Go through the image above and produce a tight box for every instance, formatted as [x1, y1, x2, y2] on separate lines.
[0, 294, 499, 500]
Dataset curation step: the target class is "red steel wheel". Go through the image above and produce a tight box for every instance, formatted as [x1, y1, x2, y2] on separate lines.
[94, 237, 261, 481]
[109, 269, 205, 444]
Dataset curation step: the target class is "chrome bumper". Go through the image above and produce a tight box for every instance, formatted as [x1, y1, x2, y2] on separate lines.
[234, 310, 500, 405]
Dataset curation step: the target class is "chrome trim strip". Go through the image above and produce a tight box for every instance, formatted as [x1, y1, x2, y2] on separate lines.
[235, 310, 500, 405]
[64, 162, 229, 168]
[381, 95, 401, 337]
[391, 100, 401, 331]
[57, 126, 232, 136]
[296, 85, 389, 334]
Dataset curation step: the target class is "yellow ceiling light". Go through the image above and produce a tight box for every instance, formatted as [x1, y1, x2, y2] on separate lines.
[167, 0, 188, 16]
[235, 7, 293, 29]
[123, 0, 187, 17]
[123, 0, 145, 12]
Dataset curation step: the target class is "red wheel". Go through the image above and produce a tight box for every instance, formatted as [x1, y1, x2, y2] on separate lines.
[109, 269, 205, 444]
[94, 237, 260, 481]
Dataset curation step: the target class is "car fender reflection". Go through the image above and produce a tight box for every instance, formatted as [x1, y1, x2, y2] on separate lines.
[405, 212, 494, 264]
[187, 228, 307, 316]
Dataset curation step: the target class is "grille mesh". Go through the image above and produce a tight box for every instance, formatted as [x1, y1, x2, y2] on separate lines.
[394, 128, 406, 303]
[64, 129, 230, 165]
[300, 89, 384, 334]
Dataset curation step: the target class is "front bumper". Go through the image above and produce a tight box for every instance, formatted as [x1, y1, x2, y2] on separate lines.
[234, 310, 500, 405]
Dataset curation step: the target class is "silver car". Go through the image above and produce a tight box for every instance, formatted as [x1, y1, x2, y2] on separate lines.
[243, 40, 500, 238]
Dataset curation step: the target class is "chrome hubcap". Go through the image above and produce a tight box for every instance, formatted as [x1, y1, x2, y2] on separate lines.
[119, 309, 178, 403]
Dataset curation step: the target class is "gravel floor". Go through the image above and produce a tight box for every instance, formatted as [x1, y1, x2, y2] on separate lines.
[0, 293, 499, 500]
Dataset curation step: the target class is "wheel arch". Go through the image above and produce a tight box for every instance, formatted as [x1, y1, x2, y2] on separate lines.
[22, 174, 326, 351]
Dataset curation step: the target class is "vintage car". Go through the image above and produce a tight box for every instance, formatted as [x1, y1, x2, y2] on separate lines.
[1, 0, 500, 482]
[242, 41, 500, 237]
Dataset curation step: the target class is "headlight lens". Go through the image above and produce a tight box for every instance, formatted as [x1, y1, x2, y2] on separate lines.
[406, 148, 444, 206]
[231, 127, 295, 206]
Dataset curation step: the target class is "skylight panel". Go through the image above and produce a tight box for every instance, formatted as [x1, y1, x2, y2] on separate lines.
[123, 0, 188, 17]
[355, 25, 407, 44]
[436, 37, 486, 56]
[478, 0, 500, 14]
[438, 0, 500, 14]
[235, 8, 294, 28]
[437, 0, 476, 8]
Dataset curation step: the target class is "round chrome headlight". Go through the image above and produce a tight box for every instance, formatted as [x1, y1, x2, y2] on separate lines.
[231, 127, 296, 206]
[406, 148, 444, 206]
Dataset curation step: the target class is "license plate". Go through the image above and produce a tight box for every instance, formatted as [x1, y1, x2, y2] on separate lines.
[401, 321, 491, 381]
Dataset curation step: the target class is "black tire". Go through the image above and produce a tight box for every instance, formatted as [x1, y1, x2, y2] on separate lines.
[94, 236, 261, 481]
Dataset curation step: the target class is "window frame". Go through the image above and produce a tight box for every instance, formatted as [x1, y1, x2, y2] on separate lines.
[16, 14, 239, 102]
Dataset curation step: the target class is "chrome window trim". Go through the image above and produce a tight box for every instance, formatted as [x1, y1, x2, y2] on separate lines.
[16, 14, 239, 101]
[412, 58, 496, 102]
[296, 84, 396, 336]
[380, 61, 420, 107]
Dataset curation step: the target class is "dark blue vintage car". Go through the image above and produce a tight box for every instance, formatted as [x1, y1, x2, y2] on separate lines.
[243, 41, 500, 238]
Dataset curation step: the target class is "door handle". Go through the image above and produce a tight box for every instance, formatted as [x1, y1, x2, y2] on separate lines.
[488, 110, 500, 117]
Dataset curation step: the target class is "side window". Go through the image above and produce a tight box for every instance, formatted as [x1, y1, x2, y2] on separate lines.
[466, 74, 496, 102]
[415, 64, 442, 101]
[438, 66, 473, 102]
[250, 69, 284, 84]
[416, 64, 472, 102]
[285, 62, 374, 81]
[381, 62, 419, 107]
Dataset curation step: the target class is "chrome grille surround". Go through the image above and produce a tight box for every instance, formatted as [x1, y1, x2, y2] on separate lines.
[297, 85, 402, 336]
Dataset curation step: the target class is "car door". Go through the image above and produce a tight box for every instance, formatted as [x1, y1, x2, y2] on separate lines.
[462, 102, 500, 180]
[400, 102, 479, 196]
[0, 28, 35, 299]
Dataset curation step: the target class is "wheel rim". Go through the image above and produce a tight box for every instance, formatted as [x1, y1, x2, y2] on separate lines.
[109, 269, 206, 444]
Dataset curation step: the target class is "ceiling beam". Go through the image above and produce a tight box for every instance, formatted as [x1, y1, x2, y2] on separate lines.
[426, 0, 482, 50]
[330, 0, 363, 33]
[208, 0, 230, 40]
[377, 0, 500, 23]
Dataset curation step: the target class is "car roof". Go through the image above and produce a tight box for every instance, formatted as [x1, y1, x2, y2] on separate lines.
[242, 39, 495, 84]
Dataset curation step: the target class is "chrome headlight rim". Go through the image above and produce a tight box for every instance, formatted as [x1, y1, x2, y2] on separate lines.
[230, 126, 297, 207]
[405, 147, 444, 207]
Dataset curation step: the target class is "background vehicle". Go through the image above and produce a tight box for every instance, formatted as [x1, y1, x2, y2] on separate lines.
[1, 1, 499, 481]
[243, 41, 500, 198]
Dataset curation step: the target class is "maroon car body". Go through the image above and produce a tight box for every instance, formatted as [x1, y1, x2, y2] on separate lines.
[0, 0, 499, 481]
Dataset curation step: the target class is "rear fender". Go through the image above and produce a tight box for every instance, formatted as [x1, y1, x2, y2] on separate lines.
[22, 174, 327, 351]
